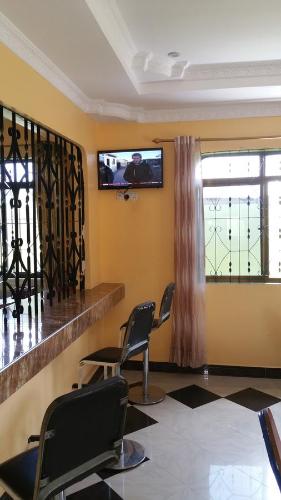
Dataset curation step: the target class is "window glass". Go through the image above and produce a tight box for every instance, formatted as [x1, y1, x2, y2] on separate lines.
[4, 162, 33, 183]
[204, 185, 261, 277]
[268, 181, 281, 278]
[265, 154, 281, 176]
[202, 155, 260, 180]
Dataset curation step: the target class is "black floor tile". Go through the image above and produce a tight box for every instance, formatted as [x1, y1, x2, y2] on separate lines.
[225, 388, 281, 412]
[98, 457, 149, 480]
[67, 481, 123, 499]
[168, 384, 221, 408]
[124, 405, 157, 435]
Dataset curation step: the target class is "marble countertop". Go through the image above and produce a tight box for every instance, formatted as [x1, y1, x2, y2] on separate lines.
[0, 283, 125, 404]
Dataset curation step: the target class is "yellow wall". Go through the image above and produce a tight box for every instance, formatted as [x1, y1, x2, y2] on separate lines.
[95, 120, 281, 368]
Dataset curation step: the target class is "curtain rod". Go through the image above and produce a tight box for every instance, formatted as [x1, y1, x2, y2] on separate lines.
[153, 135, 281, 144]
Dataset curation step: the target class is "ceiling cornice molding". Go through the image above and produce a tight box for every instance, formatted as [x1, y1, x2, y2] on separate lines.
[89, 99, 142, 121]
[90, 100, 281, 123]
[185, 60, 281, 81]
[0, 11, 92, 112]
[139, 101, 281, 122]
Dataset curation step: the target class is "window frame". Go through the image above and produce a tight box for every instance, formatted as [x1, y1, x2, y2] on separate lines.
[202, 150, 281, 283]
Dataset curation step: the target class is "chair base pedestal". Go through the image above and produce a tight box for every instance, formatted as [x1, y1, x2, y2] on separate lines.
[129, 385, 165, 405]
[107, 439, 145, 470]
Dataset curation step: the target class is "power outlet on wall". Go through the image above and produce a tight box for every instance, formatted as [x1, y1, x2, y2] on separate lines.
[116, 191, 138, 201]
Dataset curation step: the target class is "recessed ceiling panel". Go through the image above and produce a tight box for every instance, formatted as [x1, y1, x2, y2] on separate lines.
[117, 0, 281, 65]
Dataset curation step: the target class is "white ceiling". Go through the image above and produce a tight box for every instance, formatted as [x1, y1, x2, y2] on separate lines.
[1, 0, 281, 122]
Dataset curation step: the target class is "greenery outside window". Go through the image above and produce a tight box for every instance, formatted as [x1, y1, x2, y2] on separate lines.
[202, 151, 281, 282]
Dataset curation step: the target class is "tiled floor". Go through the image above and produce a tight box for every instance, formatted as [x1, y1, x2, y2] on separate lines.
[66, 371, 281, 499]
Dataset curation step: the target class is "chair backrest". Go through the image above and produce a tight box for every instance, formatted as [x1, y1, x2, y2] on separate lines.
[156, 282, 175, 327]
[259, 408, 281, 492]
[121, 301, 155, 364]
[34, 376, 128, 500]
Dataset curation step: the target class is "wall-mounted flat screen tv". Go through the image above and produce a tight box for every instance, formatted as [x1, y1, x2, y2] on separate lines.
[97, 148, 163, 189]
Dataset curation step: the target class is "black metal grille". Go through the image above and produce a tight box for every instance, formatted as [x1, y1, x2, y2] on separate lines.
[0, 104, 85, 317]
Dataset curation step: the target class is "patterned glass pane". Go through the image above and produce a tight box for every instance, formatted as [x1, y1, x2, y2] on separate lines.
[204, 185, 261, 277]
[268, 181, 281, 278]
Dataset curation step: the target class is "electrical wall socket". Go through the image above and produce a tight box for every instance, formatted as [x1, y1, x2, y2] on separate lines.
[116, 191, 138, 201]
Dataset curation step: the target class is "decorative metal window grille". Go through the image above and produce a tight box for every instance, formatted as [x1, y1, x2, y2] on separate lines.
[202, 151, 281, 282]
[0, 104, 85, 317]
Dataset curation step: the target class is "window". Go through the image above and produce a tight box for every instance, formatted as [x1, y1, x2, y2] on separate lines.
[202, 151, 281, 282]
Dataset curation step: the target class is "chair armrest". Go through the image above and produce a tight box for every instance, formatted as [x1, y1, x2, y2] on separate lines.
[72, 383, 90, 389]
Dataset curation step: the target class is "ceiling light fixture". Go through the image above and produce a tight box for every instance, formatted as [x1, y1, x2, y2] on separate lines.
[167, 51, 180, 58]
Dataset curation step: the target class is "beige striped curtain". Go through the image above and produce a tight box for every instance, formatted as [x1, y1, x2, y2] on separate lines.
[170, 136, 207, 368]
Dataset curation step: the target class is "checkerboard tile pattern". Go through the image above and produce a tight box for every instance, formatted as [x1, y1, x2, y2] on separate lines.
[65, 375, 281, 499]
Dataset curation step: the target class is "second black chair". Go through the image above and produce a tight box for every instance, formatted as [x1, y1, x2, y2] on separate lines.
[128, 283, 176, 405]
[79, 301, 156, 470]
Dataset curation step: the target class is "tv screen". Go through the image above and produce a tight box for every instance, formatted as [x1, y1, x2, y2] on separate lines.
[97, 148, 163, 190]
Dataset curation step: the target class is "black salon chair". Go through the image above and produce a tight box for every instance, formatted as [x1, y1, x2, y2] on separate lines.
[128, 283, 176, 405]
[259, 408, 281, 492]
[0, 377, 128, 500]
[79, 301, 155, 470]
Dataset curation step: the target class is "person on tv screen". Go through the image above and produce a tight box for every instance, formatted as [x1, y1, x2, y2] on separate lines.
[123, 152, 153, 184]
[99, 162, 114, 185]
